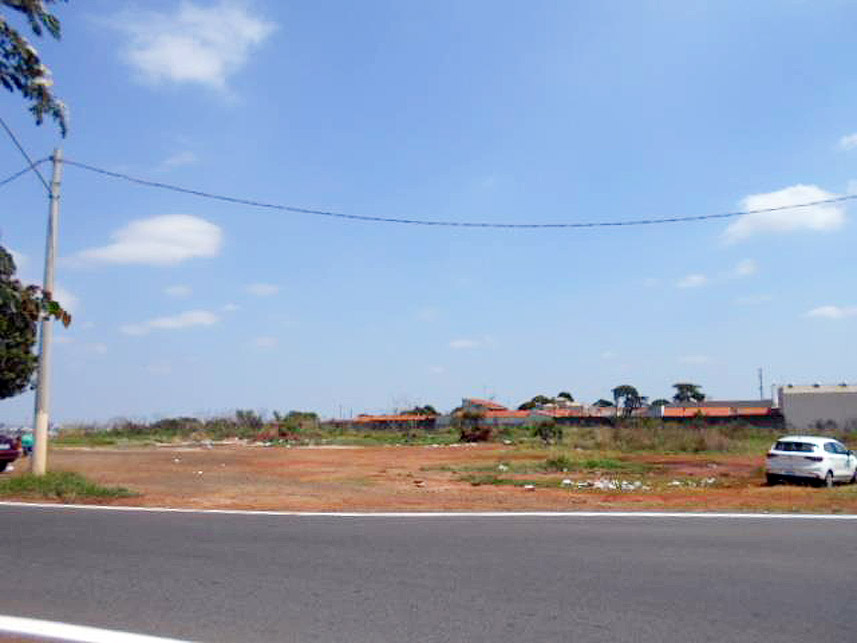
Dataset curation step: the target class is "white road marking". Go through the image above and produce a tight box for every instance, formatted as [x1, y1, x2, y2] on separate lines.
[0, 501, 856, 519]
[0, 615, 192, 643]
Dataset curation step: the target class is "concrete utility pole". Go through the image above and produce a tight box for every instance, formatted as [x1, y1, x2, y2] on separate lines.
[31, 148, 63, 476]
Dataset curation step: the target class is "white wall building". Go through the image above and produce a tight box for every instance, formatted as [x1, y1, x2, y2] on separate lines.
[779, 384, 857, 431]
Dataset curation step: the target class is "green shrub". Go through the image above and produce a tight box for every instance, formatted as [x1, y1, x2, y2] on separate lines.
[0, 472, 134, 502]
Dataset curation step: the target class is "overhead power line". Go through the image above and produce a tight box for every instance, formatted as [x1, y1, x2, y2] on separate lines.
[0, 116, 51, 194]
[63, 158, 857, 229]
[0, 158, 51, 189]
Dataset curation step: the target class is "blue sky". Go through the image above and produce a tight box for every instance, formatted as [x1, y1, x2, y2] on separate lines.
[1, 0, 856, 423]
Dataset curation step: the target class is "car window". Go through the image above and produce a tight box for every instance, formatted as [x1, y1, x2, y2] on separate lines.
[774, 441, 815, 452]
[831, 442, 848, 455]
[824, 443, 836, 454]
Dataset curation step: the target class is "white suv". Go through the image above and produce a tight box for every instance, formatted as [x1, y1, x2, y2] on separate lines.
[765, 436, 857, 488]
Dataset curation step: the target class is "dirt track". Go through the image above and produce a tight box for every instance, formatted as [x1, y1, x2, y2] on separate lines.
[8, 444, 857, 512]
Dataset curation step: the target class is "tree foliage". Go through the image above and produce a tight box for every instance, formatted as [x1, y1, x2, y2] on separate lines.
[517, 394, 553, 411]
[556, 391, 574, 402]
[0, 0, 67, 135]
[672, 382, 705, 404]
[611, 384, 647, 417]
[593, 399, 614, 407]
[0, 245, 70, 400]
[405, 404, 438, 416]
[649, 398, 671, 408]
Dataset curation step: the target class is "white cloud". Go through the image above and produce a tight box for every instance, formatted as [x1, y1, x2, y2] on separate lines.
[89, 343, 108, 355]
[112, 1, 276, 91]
[222, 303, 240, 312]
[78, 215, 222, 266]
[679, 354, 711, 365]
[253, 336, 278, 348]
[806, 305, 857, 320]
[428, 365, 445, 374]
[246, 283, 279, 297]
[731, 259, 757, 277]
[121, 309, 219, 336]
[677, 274, 707, 289]
[53, 285, 79, 314]
[449, 338, 479, 350]
[160, 151, 197, 170]
[7, 248, 28, 273]
[724, 185, 845, 242]
[164, 285, 192, 298]
[838, 133, 857, 151]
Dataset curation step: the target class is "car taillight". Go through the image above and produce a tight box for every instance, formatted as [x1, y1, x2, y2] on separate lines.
[804, 456, 823, 462]
[766, 453, 777, 458]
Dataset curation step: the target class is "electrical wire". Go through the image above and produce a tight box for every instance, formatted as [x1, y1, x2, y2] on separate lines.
[0, 158, 50, 189]
[0, 116, 51, 194]
[63, 158, 857, 229]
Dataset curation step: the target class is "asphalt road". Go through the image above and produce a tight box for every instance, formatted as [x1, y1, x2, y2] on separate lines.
[1, 506, 855, 642]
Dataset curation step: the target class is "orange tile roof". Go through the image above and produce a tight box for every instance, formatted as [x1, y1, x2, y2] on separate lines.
[484, 410, 530, 419]
[464, 398, 508, 411]
[662, 406, 774, 418]
[353, 414, 435, 423]
[536, 409, 585, 418]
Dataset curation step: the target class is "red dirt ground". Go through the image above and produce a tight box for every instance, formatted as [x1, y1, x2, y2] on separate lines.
[5, 444, 857, 513]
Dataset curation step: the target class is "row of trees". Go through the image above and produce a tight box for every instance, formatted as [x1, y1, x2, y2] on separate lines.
[515, 383, 706, 417]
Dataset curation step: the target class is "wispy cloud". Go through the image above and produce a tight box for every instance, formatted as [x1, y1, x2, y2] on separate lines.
[806, 305, 857, 320]
[415, 307, 440, 323]
[724, 185, 845, 243]
[159, 151, 197, 170]
[838, 133, 857, 151]
[110, 1, 276, 91]
[246, 283, 279, 297]
[53, 285, 79, 314]
[677, 274, 707, 289]
[222, 303, 240, 312]
[164, 284, 192, 298]
[428, 365, 445, 374]
[121, 310, 219, 336]
[78, 215, 222, 266]
[730, 259, 757, 278]
[253, 336, 278, 348]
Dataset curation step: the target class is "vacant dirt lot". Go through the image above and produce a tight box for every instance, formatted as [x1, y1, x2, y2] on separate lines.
[6, 443, 857, 512]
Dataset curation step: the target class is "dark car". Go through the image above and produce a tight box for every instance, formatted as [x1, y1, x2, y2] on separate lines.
[0, 434, 22, 472]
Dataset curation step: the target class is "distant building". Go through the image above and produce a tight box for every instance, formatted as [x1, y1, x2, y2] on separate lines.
[779, 384, 857, 431]
[650, 400, 781, 426]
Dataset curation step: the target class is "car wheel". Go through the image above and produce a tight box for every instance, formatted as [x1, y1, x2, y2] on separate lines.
[850, 469, 857, 485]
[824, 470, 834, 488]
[0, 462, 6, 473]
[765, 474, 778, 486]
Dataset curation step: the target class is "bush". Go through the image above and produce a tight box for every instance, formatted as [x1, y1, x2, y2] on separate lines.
[532, 420, 563, 445]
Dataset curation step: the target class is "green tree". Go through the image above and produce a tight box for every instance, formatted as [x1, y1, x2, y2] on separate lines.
[0, 246, 70, 399]
[556, 391, 574, 402]
[611, 384, 646, 417]
[672, 382, 705, 404]
[1, 0, 67, 135]
[649, 398, 671, 408]
[406, 405, 438, 416]
[517, 394, 553, 410]
[593, 399, 614, 408]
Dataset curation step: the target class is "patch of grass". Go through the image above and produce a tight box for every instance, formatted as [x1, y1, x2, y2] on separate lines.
[0, 472, 135, 502]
